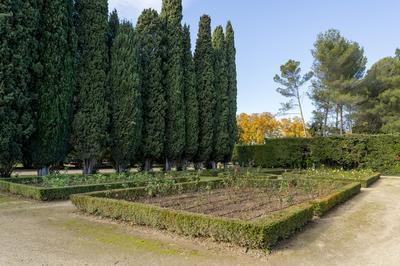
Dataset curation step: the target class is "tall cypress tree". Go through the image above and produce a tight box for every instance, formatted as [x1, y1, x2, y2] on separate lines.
[225, 21, 238, 161]
[30, 0, 77, 176]
[107, 9, 119, 55]
[160, 0, 185, 170]
[109, 21, 142, 172]
[73, 0, 109, 174]
[136, 9, 165, 171]
[212, 26, 230, 165]
[194, 15, 215, 164]
[0, 0, 40, 177]
[182, 24, 199, 166]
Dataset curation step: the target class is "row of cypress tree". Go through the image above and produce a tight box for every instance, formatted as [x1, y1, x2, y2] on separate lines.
[0, 0, 237, 176]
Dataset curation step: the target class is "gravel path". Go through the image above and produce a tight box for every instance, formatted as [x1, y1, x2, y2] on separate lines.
[1, 177, 399, 265]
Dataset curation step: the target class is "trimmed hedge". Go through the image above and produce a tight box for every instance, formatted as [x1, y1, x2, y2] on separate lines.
[0, 177, 191, 201]
[312, 182, 361, 217]
[233, 135, 400, 174]
[285, 173, 380, 188]
[71, 179, 360, 249]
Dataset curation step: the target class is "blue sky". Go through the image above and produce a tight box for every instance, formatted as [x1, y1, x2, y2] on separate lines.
[109, 0, 400, 122]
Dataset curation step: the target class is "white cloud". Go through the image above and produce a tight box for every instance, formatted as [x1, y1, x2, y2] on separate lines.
[109, 0, 197, 19]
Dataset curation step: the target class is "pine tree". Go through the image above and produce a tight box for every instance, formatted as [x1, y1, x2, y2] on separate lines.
[109, 21, 142, 172]
[0, 0, 40, 177]
[73, 0, 109, 174]
[136, 9, 165, 171]
[30, 0, 77, 176]
[160, 0, 185, 170]
[212, 26, 230, 165]
[182, 24, 199, 167]
[194, 15, 215, 164]
[225, 21, 238, 162]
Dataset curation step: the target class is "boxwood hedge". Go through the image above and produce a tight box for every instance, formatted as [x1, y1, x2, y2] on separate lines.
[0, 176, 191, 201]
[71, 179, 361, 249]
[233, 135, 400, 174]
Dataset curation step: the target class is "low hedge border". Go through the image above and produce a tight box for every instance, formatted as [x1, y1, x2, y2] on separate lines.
[0, 177, 191, 201]
[312, 182, 361, 217]
[71, 179, 360, 249]
[285, 173, 380, 188]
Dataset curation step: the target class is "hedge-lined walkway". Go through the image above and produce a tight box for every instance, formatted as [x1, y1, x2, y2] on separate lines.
[1, 177, 400, 265]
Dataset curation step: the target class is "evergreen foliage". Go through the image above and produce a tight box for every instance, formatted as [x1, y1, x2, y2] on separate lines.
[355, 56, 400, 133]
[72, 0, 109, 174]
[30, 0, 77, 175]
[182, 25, 199, 162]
[107, 9, 119, 56]
[136, 9, 165, 170]
[160, 0, 186, 169]
[194, 15, 215, 163]
[211, 26, 230, 163]
[225, 21, 238, 161]
[109, 21, 142, 172]
[0, 0, 40, 177]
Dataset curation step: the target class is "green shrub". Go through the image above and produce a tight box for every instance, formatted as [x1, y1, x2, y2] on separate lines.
[233, 135, 400, 174]
[0, 176, 192, 201]
[312, 182, 361, 216]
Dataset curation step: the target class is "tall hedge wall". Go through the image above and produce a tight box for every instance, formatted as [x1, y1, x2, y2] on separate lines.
[232, 135, 400, 174]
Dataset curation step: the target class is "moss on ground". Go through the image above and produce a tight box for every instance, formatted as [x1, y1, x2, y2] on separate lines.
[60, 219, 201, 257]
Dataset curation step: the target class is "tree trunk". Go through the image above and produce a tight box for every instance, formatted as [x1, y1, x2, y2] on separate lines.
[210, 161, 217, 170]
[323, 106, 329, 137]
[179, 159, 188, 171]
[37, 166, 50, 177]
[83, 158, 96, 175]
[144, 159, 152, 172]
[116, 165, 126, 174]
[340, 105, 344, 135]
[194, 162, 202, 170]
[348, 107, 353, 134]
[296, 88, 307, 137]
[165, 158, 172, 171]
[223, 162, 228, 170]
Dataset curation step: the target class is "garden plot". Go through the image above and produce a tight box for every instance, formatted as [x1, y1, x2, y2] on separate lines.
[72, 178, 361, 249]
[138, 180, 340, 221]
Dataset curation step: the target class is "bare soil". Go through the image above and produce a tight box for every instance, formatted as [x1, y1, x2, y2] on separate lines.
[139, 185, 337, 220]
[1, 177, 400, 265]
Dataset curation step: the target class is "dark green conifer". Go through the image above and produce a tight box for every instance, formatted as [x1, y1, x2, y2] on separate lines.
[0, 0, 40, 177]
[194, 15, 215, 164]
[109, 21, 142, 172]
[212, 26, 230, 165]
[136, 9, 165, 171]
[225, 21, 238, 162]
[72, 0, 109, 174]
[182, 25, 199, 166]
[108, 9, 120, 55]
[30, 0, 77, 176]
[160, 0, 185, 170]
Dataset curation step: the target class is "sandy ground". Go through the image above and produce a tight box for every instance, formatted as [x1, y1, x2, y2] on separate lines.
[1, 177, 400, 266]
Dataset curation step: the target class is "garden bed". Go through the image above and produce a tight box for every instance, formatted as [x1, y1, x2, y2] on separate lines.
[71, 178, 361, 249]
[0, 174, 197, 201]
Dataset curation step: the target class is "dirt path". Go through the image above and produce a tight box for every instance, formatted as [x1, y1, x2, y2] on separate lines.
[1, 177, 399, 265]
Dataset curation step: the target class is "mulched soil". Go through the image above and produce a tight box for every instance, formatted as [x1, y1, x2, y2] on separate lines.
[137, 186, 337, 221]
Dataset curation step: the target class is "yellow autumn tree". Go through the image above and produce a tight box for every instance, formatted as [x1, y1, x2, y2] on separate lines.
[237, 113, 280, 144]
[237, 113, 307, 144]
[279, 117, 307, 137]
